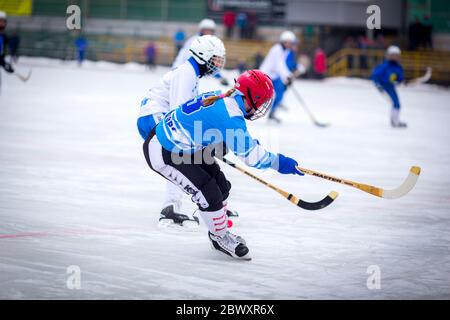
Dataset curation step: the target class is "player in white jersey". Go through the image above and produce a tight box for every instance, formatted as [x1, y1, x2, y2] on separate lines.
[142, 70, 304, 259]
[260, 30, 304, 123]
[137, 35, 227, 227]
[173, 18, 230, 86]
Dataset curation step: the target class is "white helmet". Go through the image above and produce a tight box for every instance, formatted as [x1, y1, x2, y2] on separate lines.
[0, 11, 7, 20]
[280, 30, 297, 43]
[190, 35, 226, 75]
[198, 19, 216, 32]
[387, 45, 401, 56]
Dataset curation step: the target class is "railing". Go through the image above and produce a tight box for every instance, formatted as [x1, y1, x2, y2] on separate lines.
[327, 48, 450, 84]
[14, 31, 275, 68]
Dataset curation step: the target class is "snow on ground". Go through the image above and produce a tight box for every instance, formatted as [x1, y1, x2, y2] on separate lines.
[0, 58, 449, 299]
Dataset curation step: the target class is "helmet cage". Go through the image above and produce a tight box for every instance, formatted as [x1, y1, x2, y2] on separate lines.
[243, 87, 274, 121]
[189, 50, 226, 76]
[206, 54, 226, 75]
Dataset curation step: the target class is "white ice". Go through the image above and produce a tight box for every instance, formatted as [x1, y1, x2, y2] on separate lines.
[0, 58, 449, 299]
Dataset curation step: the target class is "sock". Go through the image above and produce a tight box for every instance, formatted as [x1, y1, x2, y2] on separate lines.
[198, 208, 228, 237]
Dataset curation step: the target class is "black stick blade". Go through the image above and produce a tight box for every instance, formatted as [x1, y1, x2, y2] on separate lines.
[294, 191, 338, 210]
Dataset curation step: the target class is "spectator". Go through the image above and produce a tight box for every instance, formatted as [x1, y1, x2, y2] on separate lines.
[8, 31, 20, 63]
[357, 35, 371, 70]
[145, 41, 157, 69]
[236, 12, 248, 39]
[253, 51, 263, 69]
[237, 59, 247, 74]
[247, 11, 257, 39]
[173, 28, 186, 55]
[408, 17, 422, 50]
[344, 36, 357, 69]
[423, 15, 433, 49]
[374, 34, 387, 50]
[222, 10, 235, 39]
[75, 34, 88, 66]
[313, 48, 327, 79]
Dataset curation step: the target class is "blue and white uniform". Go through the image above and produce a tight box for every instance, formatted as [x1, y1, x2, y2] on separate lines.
[156, 91, 277, 169]
[137, 57, 201, 140]
[259, 43, 295, 115]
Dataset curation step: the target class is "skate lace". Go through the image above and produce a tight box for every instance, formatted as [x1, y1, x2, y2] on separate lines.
[218, 232, 239, 250]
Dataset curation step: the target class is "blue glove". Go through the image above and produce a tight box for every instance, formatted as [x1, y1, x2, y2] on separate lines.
[276, 154, 304, 175]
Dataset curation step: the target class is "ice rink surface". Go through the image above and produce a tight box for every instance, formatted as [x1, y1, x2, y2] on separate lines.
[0, 58, 449, 299]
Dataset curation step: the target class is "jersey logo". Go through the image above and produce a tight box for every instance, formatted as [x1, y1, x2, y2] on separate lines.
[389, 73, 397, 83]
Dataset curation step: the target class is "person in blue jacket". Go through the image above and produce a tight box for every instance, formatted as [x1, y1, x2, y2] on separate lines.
[371, 45, 407, 128]
[75, 34, 88, 66]
[142, 70, 303, 260]
[0, 11, 14, 75]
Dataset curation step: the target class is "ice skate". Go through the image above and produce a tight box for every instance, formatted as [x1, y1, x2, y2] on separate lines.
[208, 231, 251, 260]
[159, 202, 199, 230]
[391, 120, 407, 128]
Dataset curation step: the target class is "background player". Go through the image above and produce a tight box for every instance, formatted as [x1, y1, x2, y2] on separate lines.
[371, 45, 407, 128]
[0, 11, 14, 78]
[260, 30, 304, 123]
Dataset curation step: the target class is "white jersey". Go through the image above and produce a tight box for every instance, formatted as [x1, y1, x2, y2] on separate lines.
[139, 58, 200, 118]
[259, 43, 292, 83]
[172, 35, 197, 69]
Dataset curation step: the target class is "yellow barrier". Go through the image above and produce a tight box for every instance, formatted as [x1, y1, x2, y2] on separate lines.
[0, 0, 32, 16]
[327, 48, 450, 82]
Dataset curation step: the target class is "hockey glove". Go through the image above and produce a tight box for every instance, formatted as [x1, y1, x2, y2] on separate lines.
[284, 76, 293, 89]
[275, 154, 304, 176]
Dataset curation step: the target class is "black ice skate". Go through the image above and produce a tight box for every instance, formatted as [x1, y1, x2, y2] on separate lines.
[159, 203, 199, 229]
[225, 207, 239, 219]
[391, 120, 408, 128]
[208, 231, 251, 260]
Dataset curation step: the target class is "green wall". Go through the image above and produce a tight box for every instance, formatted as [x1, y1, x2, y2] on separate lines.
[31, 0, 206, 22]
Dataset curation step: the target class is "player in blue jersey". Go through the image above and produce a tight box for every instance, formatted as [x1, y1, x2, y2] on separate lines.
[0, 12, 14, 76]
[371, 45, 407, 128]
[142, 70, 304, 260]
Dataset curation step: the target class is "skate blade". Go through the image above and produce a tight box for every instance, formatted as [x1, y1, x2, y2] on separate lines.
[209, 243, 252, 261]
[158, 219, 199, 232]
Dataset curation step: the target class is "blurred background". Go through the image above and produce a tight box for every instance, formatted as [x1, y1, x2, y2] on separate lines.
[1, 0, 450, 84]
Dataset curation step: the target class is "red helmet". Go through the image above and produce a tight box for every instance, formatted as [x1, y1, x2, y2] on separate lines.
[234, 70, 274, 120]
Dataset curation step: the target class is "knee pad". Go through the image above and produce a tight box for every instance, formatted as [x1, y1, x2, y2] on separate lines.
[214, 171, 231, 200]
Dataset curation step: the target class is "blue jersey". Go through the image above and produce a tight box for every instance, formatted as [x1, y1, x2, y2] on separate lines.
[155, 91, 277, 170]
[371, 61, 404, 87]
[0, 34, 5, 55]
